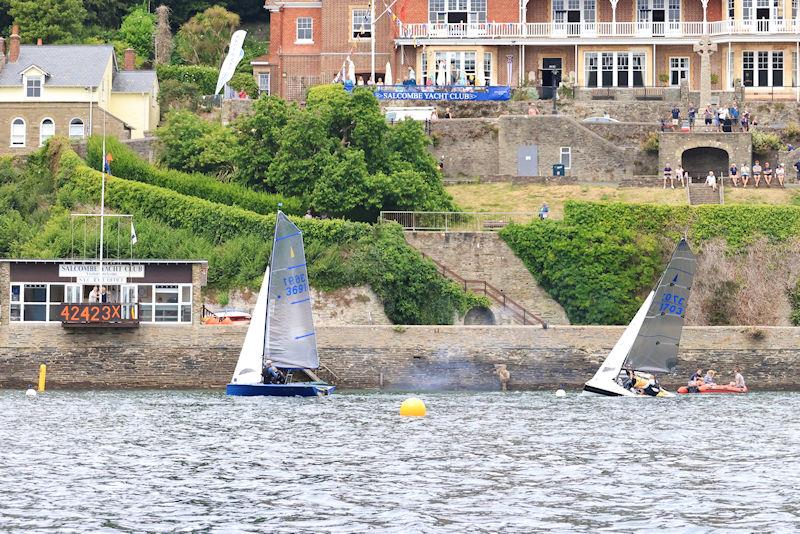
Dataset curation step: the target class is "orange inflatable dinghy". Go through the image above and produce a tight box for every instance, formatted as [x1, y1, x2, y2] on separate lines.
[677, 384, 748, 394]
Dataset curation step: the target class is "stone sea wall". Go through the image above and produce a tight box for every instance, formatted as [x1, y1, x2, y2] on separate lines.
[1, 324, 798, 391]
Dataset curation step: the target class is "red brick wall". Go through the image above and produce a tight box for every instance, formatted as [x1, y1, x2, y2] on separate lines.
[399, 0, 428, 24]
[706, 0, 723, 21]
[528, 0, 550, 23]
[488, 0, 519, 23]
[277, 8, 322, 54]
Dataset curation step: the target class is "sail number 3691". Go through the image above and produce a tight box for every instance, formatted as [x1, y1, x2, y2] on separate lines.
[660, 293, 685, 316]
[283, 274, 307, 296]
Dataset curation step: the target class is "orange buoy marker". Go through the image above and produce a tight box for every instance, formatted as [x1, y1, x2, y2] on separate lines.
[37, 364, 46, 392]
[400, 397, 426, 417]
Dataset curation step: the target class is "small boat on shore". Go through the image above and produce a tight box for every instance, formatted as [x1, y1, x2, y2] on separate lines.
[677, 384, 748, 394]
[583, 239, 697, 397]
[226, 211, 335, 397]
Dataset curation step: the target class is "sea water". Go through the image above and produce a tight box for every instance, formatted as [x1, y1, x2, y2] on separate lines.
[1, 390, 798, 532]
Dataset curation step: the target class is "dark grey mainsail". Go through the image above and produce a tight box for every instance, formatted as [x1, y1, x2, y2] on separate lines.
[624, 239, 697, 374]
[263, 211, 319, 369]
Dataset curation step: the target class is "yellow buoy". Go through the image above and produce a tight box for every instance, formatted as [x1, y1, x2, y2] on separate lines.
[400, 397, 426, 417]
[37, 364, 46, 393]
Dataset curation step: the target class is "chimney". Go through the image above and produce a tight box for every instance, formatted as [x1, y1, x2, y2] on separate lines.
[0, 38, 5, 71]
[123, 48, 136, 71]
[37, 38, 42, 46]
[9, 24, 20, 63]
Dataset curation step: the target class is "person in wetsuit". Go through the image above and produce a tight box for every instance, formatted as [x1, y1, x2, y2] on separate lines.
[622, 368, 636, 391]
[687, 368, 704, 393]
[263, 359, 286, 384]
[643, 374, 662, 397]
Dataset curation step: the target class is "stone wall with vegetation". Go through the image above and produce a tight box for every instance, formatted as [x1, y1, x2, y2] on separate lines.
[2, 324, 798, 391]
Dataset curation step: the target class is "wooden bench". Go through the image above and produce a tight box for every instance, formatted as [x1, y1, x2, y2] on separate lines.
[482, 220, 509, 230]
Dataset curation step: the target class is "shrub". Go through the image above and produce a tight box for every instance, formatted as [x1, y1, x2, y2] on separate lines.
[641, 132, 659, 153]
[85, 136, 303, 217]
[156, 64, 217, 94]
[791, 278, 800, 326]
[229, 72, 258, 98]
[752, 130, 783, 156]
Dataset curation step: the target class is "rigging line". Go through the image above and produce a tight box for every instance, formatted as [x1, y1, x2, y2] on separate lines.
[70, 216, 74, 259]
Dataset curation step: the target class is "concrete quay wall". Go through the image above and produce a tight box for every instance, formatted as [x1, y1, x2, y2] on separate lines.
[1, 325, 799, 391]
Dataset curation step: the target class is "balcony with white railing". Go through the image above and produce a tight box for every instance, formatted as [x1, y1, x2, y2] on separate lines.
[397, 19, 800, 41]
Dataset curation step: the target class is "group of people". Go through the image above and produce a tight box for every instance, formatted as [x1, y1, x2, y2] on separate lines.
[621, 368, 664, 397]
[664, 101, 753, 133]
[687, 367, 746, 392]
[728, 161, 789, 188]
[664, 160, 791, 190]
[87, 285, 109, 303]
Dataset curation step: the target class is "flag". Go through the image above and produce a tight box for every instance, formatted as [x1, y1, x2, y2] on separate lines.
[130, 222, 138, 245]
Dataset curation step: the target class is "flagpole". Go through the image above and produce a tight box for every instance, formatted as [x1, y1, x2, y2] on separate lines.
[99, 116, 106, 295]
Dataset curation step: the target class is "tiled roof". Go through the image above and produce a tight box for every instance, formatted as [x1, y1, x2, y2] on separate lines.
[112, 70, 157, 92]
[0, 45, 114, 87]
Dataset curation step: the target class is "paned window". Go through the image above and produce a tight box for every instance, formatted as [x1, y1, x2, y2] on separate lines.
[560, 147, 571, 169]
[26, 76, 42, 97]
[39, 118, 54, 146]
[669, 57, 689, 86]
[296, 17, 313, 42]
[352, 8, 371, 39]
[10, 118, 25, 147]
[69, 118, 85, 139]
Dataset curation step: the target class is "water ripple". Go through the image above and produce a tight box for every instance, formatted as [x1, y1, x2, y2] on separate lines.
[1, 390, 799, 532]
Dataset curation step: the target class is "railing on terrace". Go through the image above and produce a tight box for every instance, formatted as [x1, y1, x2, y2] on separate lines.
[379, 211, 536, 232]
[573, 85, 673, 101]
[418, 251, 547, 328]
[742, 86, 799, 102]
[397, 19, 800, 39]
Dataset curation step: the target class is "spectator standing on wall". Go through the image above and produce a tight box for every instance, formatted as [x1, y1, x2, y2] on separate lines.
[687, 102, 697, 130]
[741, 163, 751, 188]
[729, 103, 740, 131]
[663, 162, 674, 189]
[741, 109, 751, 132]
[704, 105, 714, 131]
[752, 160, 762, 187]
[670, 104, 680, 129]
[729, 163, 739, 187]
[717, 105, 728, 132]
[539, 203, 550, 219]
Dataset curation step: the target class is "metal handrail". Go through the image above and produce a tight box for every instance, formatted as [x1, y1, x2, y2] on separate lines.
[419, 251, 548, 328]
[379, 211, 537, 232]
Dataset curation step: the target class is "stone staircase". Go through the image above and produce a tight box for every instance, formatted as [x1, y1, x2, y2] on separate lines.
[404, 231, 571, 325]
[687, 180, 722, 205]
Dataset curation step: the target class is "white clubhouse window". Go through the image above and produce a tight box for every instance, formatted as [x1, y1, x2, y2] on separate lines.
[670, 57, 689, 86]
[428, 0, 486, 24]
[585, 51, 645, 87]
[10, 118, 26, 147]
[258, 73, 271, 94]
[352, 8, 371, 39]
[39, 118, 55, 146]
[296, 17, 313, 42]
[743, 50, 784, 87]
[560, 147, 572, 169]
[69, 118, 85, 139]
[26, 75, 42, 97]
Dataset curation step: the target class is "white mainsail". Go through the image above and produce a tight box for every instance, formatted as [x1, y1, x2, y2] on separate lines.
[230, 266, 269, 385]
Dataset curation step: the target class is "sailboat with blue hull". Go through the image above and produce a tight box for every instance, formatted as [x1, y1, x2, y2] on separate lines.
[226, 211, 335, 397]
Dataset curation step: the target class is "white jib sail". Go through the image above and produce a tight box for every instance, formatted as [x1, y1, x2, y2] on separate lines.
[230, 266, 270, 384]
[584, 290, 655, 394]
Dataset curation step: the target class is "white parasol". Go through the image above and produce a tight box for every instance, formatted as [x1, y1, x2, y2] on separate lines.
[347, 58, 356, 83]
[385, 61, 393, 86]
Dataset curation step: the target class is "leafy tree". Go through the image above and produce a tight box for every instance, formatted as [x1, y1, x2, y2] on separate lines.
[119, 3, 156, 61]
[311, 150, 378, 221]
[232, 96, 292, 188]
[83, 0, 136, 29]
[156, 111, 239, 177]
[7, 0, 87, 43]
[385, 118, 441, 188]
[175, 5, 239, 65]
[229, 72, 258, 97]
[267, 110, 336, 198]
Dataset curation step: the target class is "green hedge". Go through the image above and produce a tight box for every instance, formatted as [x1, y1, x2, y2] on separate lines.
[85, 137, 303, 217]
[564, 201, 800, 249]
[501, 221, 661, 324]
[156, 65, 217, 95]
[49, 140, 486, 324]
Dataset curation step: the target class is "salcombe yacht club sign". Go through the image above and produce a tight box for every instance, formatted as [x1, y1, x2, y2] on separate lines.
[58, 264, 145, 284]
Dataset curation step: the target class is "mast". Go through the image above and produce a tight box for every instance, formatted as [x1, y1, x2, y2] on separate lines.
[261, 213, 280, 373]
[98, 116, 106, 292]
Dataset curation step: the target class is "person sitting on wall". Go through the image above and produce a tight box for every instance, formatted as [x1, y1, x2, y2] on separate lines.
[263, 360, 286, 384]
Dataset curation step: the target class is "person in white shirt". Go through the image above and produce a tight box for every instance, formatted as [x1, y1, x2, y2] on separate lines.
[729, 367, 746, 389]
[705, 170, 717, 191]
[88, 286, 99, 303]
[776, 163, 786, 188]
[740, 163, 750, 187]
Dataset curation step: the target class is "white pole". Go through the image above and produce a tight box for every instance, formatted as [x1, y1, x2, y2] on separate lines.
[99, 115, 106, 294]
[371, 0, 376, 84]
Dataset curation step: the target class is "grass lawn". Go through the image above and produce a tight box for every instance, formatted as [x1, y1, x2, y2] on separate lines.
[447, 183, 799, 219]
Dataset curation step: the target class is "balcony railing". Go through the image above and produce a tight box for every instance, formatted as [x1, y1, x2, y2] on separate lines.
[397, 19, 800, 40]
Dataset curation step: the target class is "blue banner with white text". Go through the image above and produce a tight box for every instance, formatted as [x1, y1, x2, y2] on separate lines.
[373, 85, 511, 102]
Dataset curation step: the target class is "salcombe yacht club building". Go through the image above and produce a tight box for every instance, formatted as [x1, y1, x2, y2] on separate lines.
[258, 0, 800, 99]
[0, 259, 207, 327]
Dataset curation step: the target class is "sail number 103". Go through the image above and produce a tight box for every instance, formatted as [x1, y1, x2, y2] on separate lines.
[283, 274, 307, 296]
[660, 293, 685, 316]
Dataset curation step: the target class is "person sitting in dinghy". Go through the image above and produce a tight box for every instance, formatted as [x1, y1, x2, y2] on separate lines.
[703, 369, 717, 385]
[263, 360, 286, 384]
[687, 368, 704, 393]
[729, 368, 746, 390]
[643, 374, 663, 397]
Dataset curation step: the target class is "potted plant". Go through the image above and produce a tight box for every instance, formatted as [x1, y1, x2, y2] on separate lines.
[658, 73, 670, 86]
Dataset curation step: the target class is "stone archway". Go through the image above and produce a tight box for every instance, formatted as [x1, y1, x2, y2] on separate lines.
[464, 306, 496, 325]
[682, 147, 729, 180]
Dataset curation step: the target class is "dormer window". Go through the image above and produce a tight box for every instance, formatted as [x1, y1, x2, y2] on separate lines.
[26, 76, 42, 97]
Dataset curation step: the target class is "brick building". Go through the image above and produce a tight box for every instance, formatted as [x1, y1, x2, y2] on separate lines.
[0, 25, 159, 155]
[256, 0, 800, 100]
